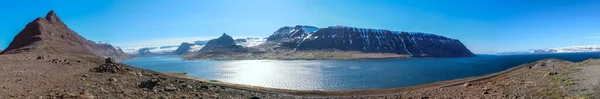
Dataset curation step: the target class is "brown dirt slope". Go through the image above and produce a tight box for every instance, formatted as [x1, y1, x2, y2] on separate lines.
[0, 53, 299, 98]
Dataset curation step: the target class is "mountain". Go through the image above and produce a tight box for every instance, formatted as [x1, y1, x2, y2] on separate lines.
[172, 42, 195, 55]
[266, 25, 319, 42]
[499, 45, 600, 54]
[197, 33, 246, 53]
[267, 25, 474, 57]
[123, 37, 264, 57]
[184, 33, 250, 59]
[123, 45, 179, 57]
[0, 10, 130, 60]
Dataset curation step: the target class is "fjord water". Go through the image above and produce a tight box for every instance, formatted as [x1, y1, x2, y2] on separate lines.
[123, 52, 600, 90]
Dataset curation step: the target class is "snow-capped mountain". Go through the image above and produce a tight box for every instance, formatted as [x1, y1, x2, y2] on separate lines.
[123, 37, 265, 57]
[123, 45, 179, 56]
[533, 45, 600, 53]
[266, 25, 474, 57]
[498, 45, 600, 54]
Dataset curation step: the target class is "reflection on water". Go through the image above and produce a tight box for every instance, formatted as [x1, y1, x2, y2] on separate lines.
[217, 60, 326, 90]
[123, 53, 600, 90]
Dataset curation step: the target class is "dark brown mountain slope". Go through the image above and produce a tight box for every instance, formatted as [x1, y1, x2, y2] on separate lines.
[0, 10, 129, 60]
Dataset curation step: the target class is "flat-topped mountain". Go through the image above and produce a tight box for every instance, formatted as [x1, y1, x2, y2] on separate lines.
[185, 25, 474, 60]
[0, 11, 129, 60]
[267, 25, 474, 57]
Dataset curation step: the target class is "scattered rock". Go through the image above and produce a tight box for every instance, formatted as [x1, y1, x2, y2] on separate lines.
[482, 87, 490, 91]
[91, 58, 126, 73]
[463, 83, 471, 87]
[548, 71, 559, 75]
[36, 56, 44, 60]
[165, 86, 178, 91]
[185, 85, 193, 89]
[80, 92, 95, 99]
[199, 86, 209, 90]
[82, 74, 89, 77]
[139, 78, 161, 89]
[108, 78, 117, 82]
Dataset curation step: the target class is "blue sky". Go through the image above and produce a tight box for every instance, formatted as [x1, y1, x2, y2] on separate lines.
[1, 0, 600, 53]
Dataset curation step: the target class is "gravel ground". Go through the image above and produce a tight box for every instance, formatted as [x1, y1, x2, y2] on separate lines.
[0, 53, 300, 99]
[566, 60, 600, 98]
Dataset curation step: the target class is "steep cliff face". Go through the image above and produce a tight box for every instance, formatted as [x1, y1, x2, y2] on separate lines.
[267, 26, 474, 57]
[0, 11, 130, 60]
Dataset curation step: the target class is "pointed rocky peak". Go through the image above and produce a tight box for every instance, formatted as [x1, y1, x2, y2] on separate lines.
[1, 10, 130, 60]
[44, 10, 67, 27]
[198, 33, 244, 52]
[217, 33, 234, 42]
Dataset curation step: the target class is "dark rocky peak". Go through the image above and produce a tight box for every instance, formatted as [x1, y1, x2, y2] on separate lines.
[0, 10, 130, 60]
[173, 42, 195, 55]
[1, 10, 91, 55]
[206, 33, 236, 47]
[197, 33, 246, 53]
[44, 10, 67, 27]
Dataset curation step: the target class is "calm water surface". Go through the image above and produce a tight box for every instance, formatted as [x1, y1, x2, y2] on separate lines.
[123, 53, 600, 90]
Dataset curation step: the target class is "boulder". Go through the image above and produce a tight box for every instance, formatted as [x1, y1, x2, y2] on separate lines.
[463, 82, 472, 87]
[139, 78, 161, 90]
[105, 57, 116, 64]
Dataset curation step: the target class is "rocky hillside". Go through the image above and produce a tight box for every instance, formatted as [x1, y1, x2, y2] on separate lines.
[0, 11, 130, 60]
[267, 25, 474, 57]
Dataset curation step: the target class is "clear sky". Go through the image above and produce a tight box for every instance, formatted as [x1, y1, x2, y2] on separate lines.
[1, 0, 600, 53]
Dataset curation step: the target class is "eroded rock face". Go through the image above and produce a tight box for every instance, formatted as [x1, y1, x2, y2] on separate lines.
[266, 25, 475, 57]
[0, 10, 130, 60]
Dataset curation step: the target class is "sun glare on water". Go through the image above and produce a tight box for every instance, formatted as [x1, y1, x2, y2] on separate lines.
[216, 60, 328, 90]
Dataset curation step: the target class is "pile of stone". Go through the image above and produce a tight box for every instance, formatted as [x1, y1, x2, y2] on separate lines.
[91, 58, 127, 73]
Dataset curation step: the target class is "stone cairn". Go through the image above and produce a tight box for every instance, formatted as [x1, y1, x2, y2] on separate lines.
[91, 57, 126, 73]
